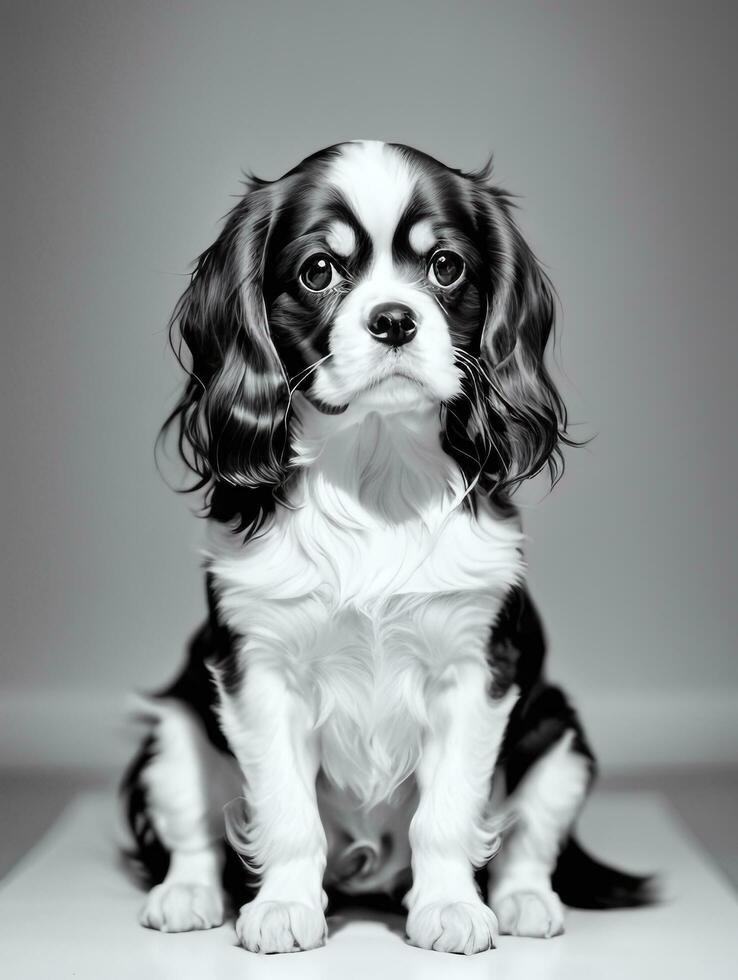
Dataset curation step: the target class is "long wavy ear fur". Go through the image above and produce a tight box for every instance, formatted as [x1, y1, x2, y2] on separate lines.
[472, 175, 570, 494]
[161, 182, 289, 514]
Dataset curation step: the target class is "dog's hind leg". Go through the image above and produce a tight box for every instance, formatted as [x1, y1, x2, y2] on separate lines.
[483, 590, 597, 936]
[488, 724, 593, 938]
[132, 697, 241, 933]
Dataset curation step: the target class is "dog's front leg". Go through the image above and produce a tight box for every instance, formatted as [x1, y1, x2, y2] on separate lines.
[217, 659, 327, 954]
[405, 662, 517, 954]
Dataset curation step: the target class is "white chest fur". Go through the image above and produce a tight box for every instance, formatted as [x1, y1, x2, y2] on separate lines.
[207, 397, 524, 805]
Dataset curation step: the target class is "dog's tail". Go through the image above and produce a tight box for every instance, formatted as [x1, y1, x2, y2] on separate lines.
[553, 836, 658, 909]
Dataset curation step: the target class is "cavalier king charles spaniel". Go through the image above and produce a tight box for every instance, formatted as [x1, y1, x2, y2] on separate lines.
[122, 140, 652, 955]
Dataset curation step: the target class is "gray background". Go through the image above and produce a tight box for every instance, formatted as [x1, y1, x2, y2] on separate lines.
[3, 0, 737, 771]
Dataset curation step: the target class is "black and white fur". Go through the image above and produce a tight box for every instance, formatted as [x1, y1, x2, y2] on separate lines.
[122, 140, 653, 955]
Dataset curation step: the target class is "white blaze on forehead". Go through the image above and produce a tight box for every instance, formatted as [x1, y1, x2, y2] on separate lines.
[327, 141, 416, 258]
[326, 220, 356, 258]
[408, 219, 436, 255]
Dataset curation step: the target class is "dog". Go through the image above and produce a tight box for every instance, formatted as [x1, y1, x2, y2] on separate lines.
[122, 140, 653, 954]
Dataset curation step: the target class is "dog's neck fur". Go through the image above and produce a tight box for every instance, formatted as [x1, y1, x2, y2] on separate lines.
[290, 391, 465, 529]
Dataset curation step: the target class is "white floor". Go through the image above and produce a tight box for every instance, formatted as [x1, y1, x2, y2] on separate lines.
[0, 791, 736, 979]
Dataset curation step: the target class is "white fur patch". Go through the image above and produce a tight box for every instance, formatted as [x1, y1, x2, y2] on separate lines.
[328, 141, 416, 256]
[409, 218, 436, 255]
[326, 219, 356, 258]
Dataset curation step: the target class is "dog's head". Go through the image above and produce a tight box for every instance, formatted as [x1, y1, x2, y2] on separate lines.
[164, 141, 568, 524]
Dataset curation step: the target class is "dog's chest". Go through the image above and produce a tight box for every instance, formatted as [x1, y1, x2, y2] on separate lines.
[207, 415, 524, 801]
[209, 481, 524, 650]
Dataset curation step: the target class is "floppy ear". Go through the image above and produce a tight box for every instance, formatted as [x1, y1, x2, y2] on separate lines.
[163, 183, 289, 499]
[475, 183, 568, 491]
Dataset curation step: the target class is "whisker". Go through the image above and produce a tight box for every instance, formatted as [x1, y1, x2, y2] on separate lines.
[285, 354, 333, 421]
[289, 352, 333, 391]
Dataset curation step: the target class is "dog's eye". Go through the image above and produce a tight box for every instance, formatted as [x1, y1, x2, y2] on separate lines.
[428, 250, 465, 289]
[299, 254, 341, 293]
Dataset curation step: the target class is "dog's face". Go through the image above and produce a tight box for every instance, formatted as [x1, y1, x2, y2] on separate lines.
[166, 141, 566, 521]
[265, 141, 481, 413]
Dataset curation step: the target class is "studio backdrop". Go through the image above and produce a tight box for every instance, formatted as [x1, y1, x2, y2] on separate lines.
[2, 0, 737, 772]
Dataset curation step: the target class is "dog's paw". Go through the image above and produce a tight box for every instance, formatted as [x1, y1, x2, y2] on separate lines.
[236, 899, 327, 954]
[493, 887, 565, 938]
[139, 881, 224, 933]
[406, 900, 498, 955]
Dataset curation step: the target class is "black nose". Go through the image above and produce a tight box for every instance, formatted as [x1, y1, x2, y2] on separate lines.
[367, 302, 417, 347]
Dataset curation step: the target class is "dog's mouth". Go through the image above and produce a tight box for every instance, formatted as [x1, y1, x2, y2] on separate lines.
[365, 371, 424, 391]
[304, 351, 433, 415]
[302, 373, 424, 416]
[351, 372, 431, 412]
[361, 350, 429, 392]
